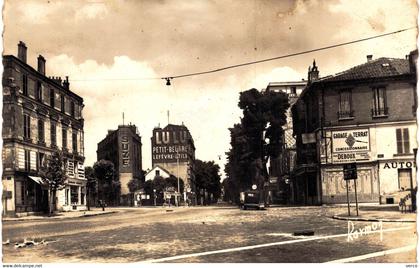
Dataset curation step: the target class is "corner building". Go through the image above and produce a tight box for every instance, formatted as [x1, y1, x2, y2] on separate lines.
[292, 53, 418, 205]
[97, 124, 143, 205]
[151, 124, 196, 204]
[2, 42, 86, 216]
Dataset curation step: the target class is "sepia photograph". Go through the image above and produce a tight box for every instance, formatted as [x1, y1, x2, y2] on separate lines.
[1, 0, 418, 265]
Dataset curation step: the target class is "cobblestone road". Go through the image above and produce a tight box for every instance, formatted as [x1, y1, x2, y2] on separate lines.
[2, 206, 416, 263]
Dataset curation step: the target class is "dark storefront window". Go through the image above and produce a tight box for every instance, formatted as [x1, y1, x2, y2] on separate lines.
[15, 181, 24, 205]
[71, 186, 78, 204]
[396, 128, 410, 154]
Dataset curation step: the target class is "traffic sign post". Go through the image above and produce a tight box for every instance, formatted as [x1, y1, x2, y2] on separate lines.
[343, 163, 358, 216]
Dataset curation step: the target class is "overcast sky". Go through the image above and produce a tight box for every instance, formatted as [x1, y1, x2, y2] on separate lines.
[3, 0, 417, 176]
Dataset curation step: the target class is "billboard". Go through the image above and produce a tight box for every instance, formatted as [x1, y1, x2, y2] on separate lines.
[332, 129, 370, 164]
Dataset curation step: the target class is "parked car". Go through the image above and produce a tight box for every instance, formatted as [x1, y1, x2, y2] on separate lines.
[239, 190, 265, 210]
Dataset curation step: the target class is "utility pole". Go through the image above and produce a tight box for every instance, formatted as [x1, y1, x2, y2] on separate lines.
[177, 153, 180, 206]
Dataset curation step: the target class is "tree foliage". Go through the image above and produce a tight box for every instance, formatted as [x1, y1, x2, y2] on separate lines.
[93, 159, 117, 205]
[85, 166, 97, 210]
[39, 151, 67, 215]
[194, 159, 222, 204]
[224, 88, 289, 203]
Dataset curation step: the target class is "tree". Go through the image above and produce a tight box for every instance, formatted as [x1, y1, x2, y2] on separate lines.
[194, 159, 222, 205]
[85, 166, 97, 211]
[93, 159, 115, 210]
[39, 151, 67, 216]
[127, 178, 141, 207]
[224, 88, 289, 204]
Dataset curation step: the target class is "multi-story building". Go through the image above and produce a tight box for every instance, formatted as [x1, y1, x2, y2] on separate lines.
[97, 124, 143, 205]
[266, 81, 306, 204]
[292, 53, 417, 205]
[151, 123, 196, 204]
[2, 41, 86, 216]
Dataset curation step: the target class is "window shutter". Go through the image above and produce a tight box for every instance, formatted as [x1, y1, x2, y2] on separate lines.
[403, 128, 410, 154]
[396, 128, 402, 154]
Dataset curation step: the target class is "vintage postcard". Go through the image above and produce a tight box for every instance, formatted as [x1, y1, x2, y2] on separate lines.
[1, 0, 418, 266]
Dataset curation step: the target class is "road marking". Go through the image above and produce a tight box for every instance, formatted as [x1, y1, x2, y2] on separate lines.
[139, 226, 412, 263]
[326, 244, 416, 263]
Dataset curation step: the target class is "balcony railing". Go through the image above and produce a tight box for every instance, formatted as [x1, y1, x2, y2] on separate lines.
[371, 107, 388, 117]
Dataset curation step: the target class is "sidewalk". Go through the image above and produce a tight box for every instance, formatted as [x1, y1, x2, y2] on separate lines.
[331, 207, 416, 222]
[2, 208, 119, 222]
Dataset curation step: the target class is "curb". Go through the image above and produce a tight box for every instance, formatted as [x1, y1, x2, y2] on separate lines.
[332, 215, 416, 223]
[2, 211, 118, 222]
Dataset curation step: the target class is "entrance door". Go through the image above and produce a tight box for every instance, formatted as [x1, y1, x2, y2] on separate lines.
[398, 169, 413, 190]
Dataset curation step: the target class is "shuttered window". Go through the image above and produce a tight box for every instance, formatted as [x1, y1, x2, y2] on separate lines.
[396, 128, 410, 154]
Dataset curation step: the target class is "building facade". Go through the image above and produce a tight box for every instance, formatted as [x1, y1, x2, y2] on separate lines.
[266, 81, 306, 204]
[2, 41, 86, 216]
[292, 53, 418, 205]
[151, 123, 196, 204]
[97, 124, 143, 205]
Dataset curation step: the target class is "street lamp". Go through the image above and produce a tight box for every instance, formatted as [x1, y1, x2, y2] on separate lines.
[153, 189, 156, 207]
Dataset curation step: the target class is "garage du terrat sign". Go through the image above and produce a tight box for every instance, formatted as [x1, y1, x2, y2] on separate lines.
[152, 129, 191, 163]
[332, 129, 370, 164]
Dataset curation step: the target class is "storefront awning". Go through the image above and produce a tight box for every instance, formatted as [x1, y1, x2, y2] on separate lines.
[28, 176, 44, 185]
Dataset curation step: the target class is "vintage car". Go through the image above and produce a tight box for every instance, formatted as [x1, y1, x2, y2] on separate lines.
[239, 190, 265, 210]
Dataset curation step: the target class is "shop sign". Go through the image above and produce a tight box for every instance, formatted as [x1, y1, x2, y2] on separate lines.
[121, 135, 130, 167]
[332, 152, 371, 164]
[383, 161, 416, 169]
[67, 180, 84, 186]
[332, 129, 370, 153]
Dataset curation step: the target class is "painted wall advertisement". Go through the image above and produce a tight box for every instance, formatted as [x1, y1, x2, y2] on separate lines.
[152, 129, 191, 163]
[332, 129, 370, 164]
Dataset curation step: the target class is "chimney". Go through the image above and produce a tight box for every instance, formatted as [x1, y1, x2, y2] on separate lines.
[308, 59, 319, 83]
[367, 55, 373, 62]
[63, 76, 70, 90]
[17, 41, 27, 63]
[37, 55, 46, 75]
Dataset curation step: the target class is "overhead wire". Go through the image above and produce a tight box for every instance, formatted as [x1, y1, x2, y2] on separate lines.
[68, 26, 417, 84]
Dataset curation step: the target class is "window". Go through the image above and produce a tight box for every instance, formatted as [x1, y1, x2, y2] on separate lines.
[50, 88, 55, 107]
[23, 114, 31, 139]
[72, 131, 77, 153]
[62, 128, 67, 149]
[61, 95, 65, 113]
[396, 128, 410, 154]
[38, 119, 45, 143]
[155, 170, 160, 176]
[291, 87, 297, 95]
[65, 188, 69, 205]
[22, 74, 28, 96]
[70, 101, 75, 117]
[372, 87, 387, 116]
[15, 181, 24, 205]
[339, 89, 352, 118]
[36, 81, 42, 101]
[38, 152, 45, 170]
[24, 150, 30, 171]
[71, 186, 78, 204]
[50, 122, 57, 146]
[398, 169, 413, 190]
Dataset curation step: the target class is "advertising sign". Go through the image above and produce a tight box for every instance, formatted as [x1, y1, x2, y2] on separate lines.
[152, 127, 191, 163]
[343, 163, 357, 180]
[332, 129, 370, 164]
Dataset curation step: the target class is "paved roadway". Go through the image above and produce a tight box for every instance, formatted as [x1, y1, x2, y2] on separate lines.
[2, 206, 417, 263]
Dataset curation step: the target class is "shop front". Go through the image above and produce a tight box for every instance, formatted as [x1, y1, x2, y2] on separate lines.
[58, 178, 87, 211]
[378, 159, 416, 204]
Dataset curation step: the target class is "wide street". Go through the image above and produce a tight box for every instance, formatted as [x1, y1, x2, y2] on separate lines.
[2, 205, 416, 263]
